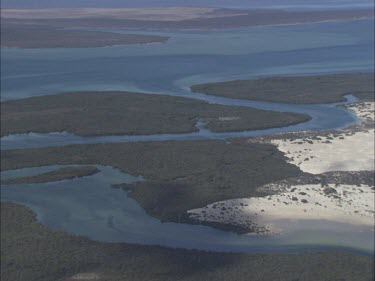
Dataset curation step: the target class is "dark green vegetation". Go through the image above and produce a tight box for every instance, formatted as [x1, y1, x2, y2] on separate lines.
[1, 140, 303, 222]
[1, 166, 99, 185]
[2, 203, 374, 281]
[0, 91, 310, 137]
[191, 73, 375, 104]
[1, 26, 169, 48]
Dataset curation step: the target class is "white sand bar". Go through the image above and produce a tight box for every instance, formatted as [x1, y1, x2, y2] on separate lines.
[188, 184, 375, 234]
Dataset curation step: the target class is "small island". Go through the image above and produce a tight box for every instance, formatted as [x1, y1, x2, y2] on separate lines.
[1, 166, 100, 185]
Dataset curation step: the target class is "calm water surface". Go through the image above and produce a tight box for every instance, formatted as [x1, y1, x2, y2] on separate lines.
[1, 165, 373, 254]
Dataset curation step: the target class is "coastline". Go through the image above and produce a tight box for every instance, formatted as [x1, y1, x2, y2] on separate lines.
[188, 101, 375, 234]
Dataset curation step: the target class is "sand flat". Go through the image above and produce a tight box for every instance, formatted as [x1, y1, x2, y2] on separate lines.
[188, 183, 375, 234]
[272, 102, 374, 174]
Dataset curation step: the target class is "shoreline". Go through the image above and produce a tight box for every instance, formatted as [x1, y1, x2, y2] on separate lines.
[188, 101, 375, 235]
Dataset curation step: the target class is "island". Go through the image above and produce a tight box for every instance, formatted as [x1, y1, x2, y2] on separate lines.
[1, 91, 310, 137]
[191, 73, 374, 104]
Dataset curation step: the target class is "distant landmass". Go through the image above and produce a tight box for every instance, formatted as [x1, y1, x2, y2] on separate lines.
[1, 0, 374, 9]
[2, 7, 373, 33]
